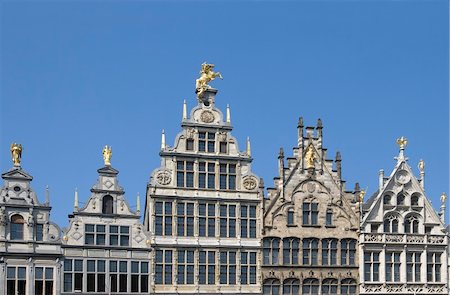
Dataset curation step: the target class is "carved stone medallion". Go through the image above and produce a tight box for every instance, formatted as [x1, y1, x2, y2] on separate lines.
[395, 169, 411, 185]
[156, 171, 171, 185]
[200, 110, 215, 123]
[243, 177, 257, 190]
[307, 182, 316, 193]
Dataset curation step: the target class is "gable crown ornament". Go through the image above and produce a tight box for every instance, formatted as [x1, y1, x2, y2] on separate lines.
[10, 143, 22, 167]
[195, 62, 223, 102]
[102, 145, 112, 166]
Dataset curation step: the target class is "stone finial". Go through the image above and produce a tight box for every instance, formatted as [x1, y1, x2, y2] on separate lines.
[182, 100, 187, 120]
[317, 118, 323, 129]
[161, 130, 166, 150]
[298, 117, 304, 128]
[136, 192, 141, 214]
[379, 169, 384, 191]
[335, 151, 342, 162]
[246, 137, 251, 157]
[354, 182, 360, 192]
[278, 147, 284, 159]
[74, 188, 79, 211]
[10, 143, 22, 167]
[45, 185, 50, 205]
[226, 104, 231, 123]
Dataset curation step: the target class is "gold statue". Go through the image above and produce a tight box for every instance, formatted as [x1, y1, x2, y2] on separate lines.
[418, 159, 425, 173]
[440, 192, 447, 204]
[359, 189, 366, 203]
[10, 143, 22, 166]
[396, 136, 408, 149]
[195, 63, 223, 101]
[102, 145, 112, 166]
[305, 144, 315, 169]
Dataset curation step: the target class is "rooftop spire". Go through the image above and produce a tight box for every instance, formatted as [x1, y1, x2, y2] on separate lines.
[182, 100, 187, 120]
[226, 104, 231, 123]
[161, 129, 166, 150]
[246, 137, 251, 157]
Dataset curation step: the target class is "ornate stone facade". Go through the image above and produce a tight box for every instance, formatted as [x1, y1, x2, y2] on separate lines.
[262, 119, 360, 295]
[360, 144, 448, 294]
[144, 88, 264, 294]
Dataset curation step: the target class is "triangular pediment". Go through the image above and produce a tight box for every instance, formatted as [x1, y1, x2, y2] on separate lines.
[1, 168, 33, 181]
[97, 165, 119, 176]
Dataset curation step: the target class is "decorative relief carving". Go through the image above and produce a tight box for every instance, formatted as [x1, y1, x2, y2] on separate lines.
[385, 234, 404, 243]
[243, 177, 258, 190]
[406, 285, 423, 293]
[385, 284, 403, 293]
[364, 234, 382, 242]
[427, 285, 445, 293]
[156, 171, 172, 185]
[104, 180, 113, 189]
[428, 235, 445, 244]
[363, 285, 382, 292]
[186, 128, 195, 139]
[200, 110, 215, 123]
[306, 183, 316, 193]
[406, 235, 424, 243]
[395, 169, 411, 185]
[218, 132, 227, 142]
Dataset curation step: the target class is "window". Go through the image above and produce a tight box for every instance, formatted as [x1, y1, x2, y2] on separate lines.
[102, 195, 113, 214]
[176, 161, 194, 188]
[263, 278, 280, 295]
[407, 252, 421, 282]
[341, 239, 356, 266]
[199, 203, 216, 237]
[219, 163, 236, 190]
[177, 250, 194, 284]
[131, 261, 149, 293]
[86, 260, 106, 292]
[383, 215, 399, 233]
[364, 251, 380, 281]
[199, 162, 215, 189]
[241, 251, 257, 284]
[155, 250, 172, 285]
[198, 132, 215, 152]
[109, 225, 130, 246]
[325, 209, 333, 226]
[155, 201, 173, 236]
[35, 267, 53, 295]
[10, 214, 24, 240]
[220, 251, 236, 284]
[386, 252, 401, 282]
[7, 266, 26, 295]
[427, 252, 442, 282]
[322, 239, 338, 266]
[63, 259, 83, 292]
[283, 237, 299, 265]
[241, 205, 257, 238]
[303, 238, 318, 265]
[341, 278, 357, 294]
[220, 204, 236, 237]
[405, 215, 419, 233]
[282, 278, 300, 295]
[263, 238, 280, 265]
[411, 194, 420, 206]
[383, 195, 391, 205]
[219, 141, 227, 153]
[287, 209, 295, 225]
[302, 202, 318, 225]
[177, 202, 195, 236]
[199, 251, 215, 285]
[302, 278, 319, 294]
[186, 138, 194, 151]
[425, 226, 433, 234]
[36, 223, 44, 241]
[371, 224, 379, 233]
[84, 224, 106, 245]
[321, 278, 338, 295]
[110, 261, 128, 292]
[397, 193, 405, 205]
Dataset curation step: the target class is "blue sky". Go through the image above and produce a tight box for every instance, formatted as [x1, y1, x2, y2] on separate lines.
[1, 1, 448, 227]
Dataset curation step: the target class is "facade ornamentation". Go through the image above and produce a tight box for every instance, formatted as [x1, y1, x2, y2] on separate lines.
[102, 145, 112, 166]
[200, 110, 215, 123]
[243, 176, 258, 190]
[10, 143, 22, 166]
[155, 170, 172, 185]
[195, 62, 223, 101]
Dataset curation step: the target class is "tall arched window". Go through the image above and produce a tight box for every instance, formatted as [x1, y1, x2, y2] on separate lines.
[383, 215, 399, 233]
[303, 239, 319, 265]
[263, 238, 280, 265]
[405, 215, 420, 233]
[341, 278, 357, 294]
[283, 278, 300, 295]
[321, 278, 338, 294]
[263, 278, 280, 295]
[383, 195, 391, 205]
[322, 239, 338, 266]
[10, 214, 25, 240]
[302, 278, 319, 294]
[102, 195, 114, 214]
[283, 238, 299, 265]
[341, 239, 357, 265]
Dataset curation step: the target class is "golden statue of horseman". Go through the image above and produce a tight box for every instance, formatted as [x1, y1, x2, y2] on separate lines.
[195, 63, 223, 101]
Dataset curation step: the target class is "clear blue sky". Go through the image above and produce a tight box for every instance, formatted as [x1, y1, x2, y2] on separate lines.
[1, 1, 448, 228]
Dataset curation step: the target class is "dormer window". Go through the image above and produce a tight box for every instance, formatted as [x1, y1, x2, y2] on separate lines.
[198, 132, 215, 153]
[186, 138, 194, 151]
[383, 195, 391, 205]
[397, 193, 405, 205]
[10, 214, 25, 240]
[102, 195, 114, 214]
[411, 194, 419, 206]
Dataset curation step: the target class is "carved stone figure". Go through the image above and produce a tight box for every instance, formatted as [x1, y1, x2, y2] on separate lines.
[305, 145, 315, 169]
[195, 63, 223, 101]
[10, 143, 22, 166]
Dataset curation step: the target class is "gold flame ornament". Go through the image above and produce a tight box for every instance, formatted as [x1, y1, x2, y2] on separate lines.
[102, 145, 112, 166]
[195, 63, 223, 101]
[396, 136, 408, 149]
[359, 189, 366, 203]
[10, 143, 22, 166]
